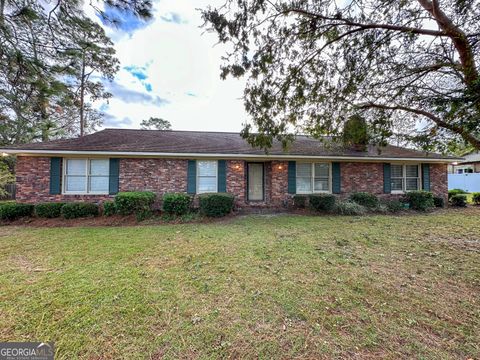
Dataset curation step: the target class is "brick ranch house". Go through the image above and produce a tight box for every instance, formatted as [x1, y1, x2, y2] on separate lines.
[1, 129, 459, 208]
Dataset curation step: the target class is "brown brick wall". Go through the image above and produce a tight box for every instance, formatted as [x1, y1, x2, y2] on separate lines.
[14, 156, 449, 206]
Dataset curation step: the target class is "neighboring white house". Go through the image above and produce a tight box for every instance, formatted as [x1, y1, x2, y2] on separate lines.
[448, 150, 480, 192]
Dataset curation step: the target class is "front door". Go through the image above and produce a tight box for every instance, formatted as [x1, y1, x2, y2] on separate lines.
[248, 163, 264, 201]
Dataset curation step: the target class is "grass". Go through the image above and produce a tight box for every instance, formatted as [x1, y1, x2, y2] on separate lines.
[0, 209, 479, 359]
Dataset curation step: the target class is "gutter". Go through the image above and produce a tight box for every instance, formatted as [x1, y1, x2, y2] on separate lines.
[0, 149, 462, 163]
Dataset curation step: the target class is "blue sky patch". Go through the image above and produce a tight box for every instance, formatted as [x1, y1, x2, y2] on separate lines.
[98, 6, 153, 34]
[160, 12, 186, 24]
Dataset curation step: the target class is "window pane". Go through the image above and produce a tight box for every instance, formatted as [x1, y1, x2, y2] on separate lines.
[405, 165, 418, 178]
[67, 159, 86, 175]
[66, 176, 86, 192]
[314, 163, 329, 177]
[391, 178, 403, 191]
[198, 161, 217, 176]
[391, 164, 403, 178]
[198, 177, 217, 193]
[405, 178, 418, 191]
[297, 177, 312, 193]
[90, 159, 109, 175]
[90, 176, 109, 192]
[297, 163, 312, 177]
[314, 179, 329, 192]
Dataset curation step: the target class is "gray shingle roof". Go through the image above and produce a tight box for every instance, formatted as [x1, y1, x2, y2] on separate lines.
[1, 129, 458, 160]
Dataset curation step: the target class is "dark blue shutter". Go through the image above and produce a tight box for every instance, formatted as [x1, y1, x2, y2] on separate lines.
[49, 157, 62, 195]
[422, 163, 430, 191]
[217, 160, 227, 192]
[109, 158, 120, 195]
[332, 162, 341, 194]
[383, 163, 391, 193]
[287, 161, 296, 194]
[187, 160, 197, 194]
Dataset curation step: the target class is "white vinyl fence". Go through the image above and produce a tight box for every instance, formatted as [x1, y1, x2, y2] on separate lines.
[448, 173, 480, 192]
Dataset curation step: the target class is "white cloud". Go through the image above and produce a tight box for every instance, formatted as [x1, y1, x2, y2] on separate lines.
[92, 0, 247, 132]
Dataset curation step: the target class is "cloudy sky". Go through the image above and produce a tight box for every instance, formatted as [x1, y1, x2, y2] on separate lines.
[86, 0, 247, 132]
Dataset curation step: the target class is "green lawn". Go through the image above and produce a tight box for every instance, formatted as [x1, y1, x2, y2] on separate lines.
[1, 210, 479, 359]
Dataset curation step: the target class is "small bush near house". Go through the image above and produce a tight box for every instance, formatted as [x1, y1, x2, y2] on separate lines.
[199, 193, 234, 217]
[61, 203, 99, 219]
[34, 203, 65, 218]
[383, 200, 404, 213]
[292, 195, 307, 209]
[471, 192, 480, 205]
[448, 188, 468, 199]
[309, 194, 336, 212]
[115, 191, 156, 216]
[102, 201, 117, 216]
[162, 193, 192, 216]
[349, 192, 379, 209]
[334, 200, 366, 216]
[0, 203, 34, 220]
[433, 196, 445, 208]
[450, 194, 467, 207]
[404, 191, 434, 211]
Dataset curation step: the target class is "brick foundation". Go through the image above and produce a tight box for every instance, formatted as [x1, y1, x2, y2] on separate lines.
[15, 157, 448, 206]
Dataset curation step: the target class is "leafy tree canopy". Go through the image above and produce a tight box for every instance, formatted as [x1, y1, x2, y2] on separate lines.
[140, 117, 172, 130]
[202, 0, 480, 152]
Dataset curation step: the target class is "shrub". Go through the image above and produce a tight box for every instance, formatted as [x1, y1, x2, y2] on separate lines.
[61, 203, 99, 219]
[404, 191, 434, 211]
[450, 194, 467, 207]
[448, 188, 468, 199]
[199, 193, 234, 217]
[34, 202, 65, 218]
[162, 193, 192, 215]
[0, 203, 34, 220]
[115, 191, 156, 216]
[349, 192, 379, 209]
[292, 195, 307, 209]
[384, 200, 404, 213]
[334, 201, 366, 216]
[433, 196, 445, 208]
[102, 201, 117, 216]
[309, 194, 336, 212]
[471, 192, 480, 205]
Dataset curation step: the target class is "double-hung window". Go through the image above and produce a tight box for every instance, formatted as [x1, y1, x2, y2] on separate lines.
[64, 159, 109, 194]
[197, 160, 217, 193]
[296, 163, 330, 194]
[391, 164, 420, 192]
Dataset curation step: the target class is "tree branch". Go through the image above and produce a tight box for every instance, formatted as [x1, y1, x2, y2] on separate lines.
[357, 102, 480, 149]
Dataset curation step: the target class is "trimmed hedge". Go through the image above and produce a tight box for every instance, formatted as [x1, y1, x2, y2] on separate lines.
[199, 193, 234, 217]
[404, 191, 434, 211]
[448, 188, 468, 199]
[34, 202, 65, 218]
[309, 194, 336, 212]
[162, 193, 191, 215]
[61, 203, 99, 219]
[471, 192, 480, 205]
[0, 203, 34, 220]
[334, 201, 366, 215]
[349, 192, 379, 209]
[292, 195, 307, 209]
[102, 201, 117, 216]
[450, 194, 467, 207]
[115, 191, 156, 216]
[433, 196, 445, 208]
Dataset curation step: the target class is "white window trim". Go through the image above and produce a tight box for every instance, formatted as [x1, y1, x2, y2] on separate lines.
[391, 163, 422, 194]
[62, 158, 110, 195]
[296, 162, 332, 194]
[196, 160, 218, 194]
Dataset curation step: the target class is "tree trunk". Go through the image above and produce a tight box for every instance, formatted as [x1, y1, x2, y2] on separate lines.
[79, 50, 85, 137]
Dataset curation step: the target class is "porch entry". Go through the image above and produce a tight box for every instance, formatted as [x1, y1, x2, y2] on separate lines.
[247, 162, 264, 201]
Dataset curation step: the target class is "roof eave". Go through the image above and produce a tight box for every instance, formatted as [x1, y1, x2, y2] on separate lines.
[0, 149, 462, 163]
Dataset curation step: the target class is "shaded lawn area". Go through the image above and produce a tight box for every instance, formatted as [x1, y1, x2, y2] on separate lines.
[0, 209, 479, 359]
